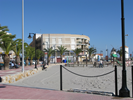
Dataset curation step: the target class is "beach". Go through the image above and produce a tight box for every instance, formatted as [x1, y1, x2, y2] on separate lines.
[11, 64, 132, 96]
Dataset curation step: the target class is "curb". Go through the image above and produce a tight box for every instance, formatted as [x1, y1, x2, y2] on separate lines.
[1, 66, 43, 83]
[0, 63, 64, 83]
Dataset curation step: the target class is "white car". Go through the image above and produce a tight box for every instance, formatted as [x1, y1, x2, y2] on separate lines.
[32, 60, 42, 64]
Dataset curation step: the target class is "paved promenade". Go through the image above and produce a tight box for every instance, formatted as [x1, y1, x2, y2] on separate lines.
[0, 84, 132, 100]
[0, 63, 132, 99]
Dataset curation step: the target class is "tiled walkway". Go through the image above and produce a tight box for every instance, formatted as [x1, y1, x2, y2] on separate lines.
[0, 84, 132, 100]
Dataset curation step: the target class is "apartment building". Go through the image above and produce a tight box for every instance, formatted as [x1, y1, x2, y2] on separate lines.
[30, 34, 90, 51]
[30, 34, 90, 62]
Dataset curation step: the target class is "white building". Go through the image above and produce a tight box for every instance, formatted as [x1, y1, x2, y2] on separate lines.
[120, 46, 129, 59]
[30, 33, 90, 62]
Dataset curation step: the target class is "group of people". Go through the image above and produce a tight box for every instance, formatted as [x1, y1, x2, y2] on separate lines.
[99, 60, 103, 68]
[93, 60, 103, 68]
[10, 61, 19, 69]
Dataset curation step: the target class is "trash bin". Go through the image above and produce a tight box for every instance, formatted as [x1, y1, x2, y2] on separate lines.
[64, 60, 67, 63]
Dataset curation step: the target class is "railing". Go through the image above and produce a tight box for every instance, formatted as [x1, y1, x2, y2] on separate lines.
[60, 65, 119, 96]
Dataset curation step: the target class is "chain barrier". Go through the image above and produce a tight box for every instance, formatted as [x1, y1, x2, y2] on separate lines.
[62, 66, 114, 78]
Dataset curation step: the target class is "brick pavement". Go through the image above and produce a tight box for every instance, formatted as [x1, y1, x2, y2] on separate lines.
[0, 84, 132, 100]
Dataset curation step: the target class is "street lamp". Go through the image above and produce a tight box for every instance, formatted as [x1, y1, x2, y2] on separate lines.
[125, 34, 128, 46]
[106, 49, 108, 61]
[53, 44, 56, 64]
[100, 50, 103, 60]
[119, 0, 130, 97]
[28, 33, 37, 69]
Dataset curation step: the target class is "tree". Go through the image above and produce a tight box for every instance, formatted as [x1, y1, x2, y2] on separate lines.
[0, 24, 9, 38]
[29, 47, 35, 65]
[0, 34, 16, 70]
[57, 45, 67, 63]
[44, 47, 55, 65]
[87, 47, 97, 61]
[12, 39, 27, 65]
[73, 48, 82, 63]
[117, 49, 127, 61]
[24, 45, 30, 66]
[36, 49, 44, 64]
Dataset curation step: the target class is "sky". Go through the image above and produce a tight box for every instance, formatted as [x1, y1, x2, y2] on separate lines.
[0, 0, 133, 57]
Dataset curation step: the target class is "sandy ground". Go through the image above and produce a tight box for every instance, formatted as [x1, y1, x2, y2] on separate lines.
[10, 64, 132, 96]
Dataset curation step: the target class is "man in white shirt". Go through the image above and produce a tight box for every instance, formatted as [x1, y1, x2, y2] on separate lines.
[11, 61, 14, 68]
[99, 60, 103, 68]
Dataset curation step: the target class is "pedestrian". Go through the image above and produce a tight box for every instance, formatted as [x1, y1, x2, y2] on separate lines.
[99, 60, 103, 68]
[11, 61, 14, 68]
[42, 60, 47, 70]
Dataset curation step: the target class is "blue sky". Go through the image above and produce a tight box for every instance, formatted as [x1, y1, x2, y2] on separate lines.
[1, 0, 133, 57]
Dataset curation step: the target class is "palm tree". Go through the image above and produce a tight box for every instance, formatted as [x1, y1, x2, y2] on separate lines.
[12, 39, 27, 65]
[73, 48, 82, 63]
[24, 45, 30, 66]
[44, 47, 55, 65]
[117, 49, 127, 61]
[0, 34, 16, 70]
[57, 45, 67, 63]
[87, 47, 97, 61]
[29, 47, 35, 65]
[36, 49, 44, 64]
[0, 24, 9, 38]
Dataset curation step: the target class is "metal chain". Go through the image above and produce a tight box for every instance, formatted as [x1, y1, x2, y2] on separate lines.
[62, 66, 114, 78]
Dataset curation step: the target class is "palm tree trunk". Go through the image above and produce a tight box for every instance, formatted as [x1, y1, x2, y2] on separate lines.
[16, 55, 20, 65]
[89, 55, 91, 61]
[30, 60, 33, 65]
[37, 59, 39, 64]
[61, 55, 63, 63]
[76, 56, 79, 66]
[26, 59, 28, 66]
[48, 57, 50, 65]
[4, 55, 10, 70]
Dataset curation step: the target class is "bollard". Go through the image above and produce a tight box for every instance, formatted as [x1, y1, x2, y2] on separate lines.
[132, 66, 133, 98]
[115, 65, 118, 96]
[60, 65, 62, 91]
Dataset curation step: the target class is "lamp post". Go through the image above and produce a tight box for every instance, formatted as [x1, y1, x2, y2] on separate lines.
[106, 49, 108, 61]
[22, 0, 24, 73]
[119, 0, 130, 97]
[100, 50, 103, 60]
[125, 34, 128, 47]
[53, 44, 56, 64]
[28, 33, 37, 69]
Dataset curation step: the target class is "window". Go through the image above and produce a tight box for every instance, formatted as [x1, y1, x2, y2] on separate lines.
[52, 38, 56, 44]
[58, 38, 62, 44]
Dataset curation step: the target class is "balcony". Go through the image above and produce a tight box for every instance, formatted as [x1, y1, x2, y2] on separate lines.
[81, 48, 88, 51]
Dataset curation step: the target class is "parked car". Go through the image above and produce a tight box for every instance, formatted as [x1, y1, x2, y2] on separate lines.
[83, 59, 90, 62]
[32, 60, 42, 64]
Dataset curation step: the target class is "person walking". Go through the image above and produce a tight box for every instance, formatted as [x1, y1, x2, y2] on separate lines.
[99, 60, 103, 68]
[42, 60, 47, 70]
